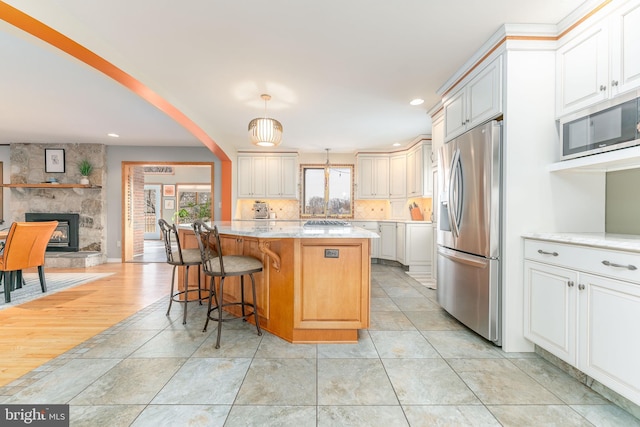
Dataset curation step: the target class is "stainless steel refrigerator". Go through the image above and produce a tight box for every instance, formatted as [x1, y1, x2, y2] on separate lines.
[436, 120, 502, 345]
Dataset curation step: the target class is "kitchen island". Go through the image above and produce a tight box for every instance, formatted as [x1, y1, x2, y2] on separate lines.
[178, 221, 379, 343]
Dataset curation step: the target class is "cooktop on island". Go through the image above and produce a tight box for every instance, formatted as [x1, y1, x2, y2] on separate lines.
[304, 220, 352, 227]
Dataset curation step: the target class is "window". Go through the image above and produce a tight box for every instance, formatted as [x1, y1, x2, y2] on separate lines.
[300, 164, 353, 218]
[175, 184, 211, 223]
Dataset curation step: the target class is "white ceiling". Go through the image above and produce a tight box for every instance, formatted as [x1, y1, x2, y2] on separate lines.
[0, 0, 589, 155]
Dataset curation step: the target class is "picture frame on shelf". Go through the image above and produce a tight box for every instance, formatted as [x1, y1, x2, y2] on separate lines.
[45, 149, 65, 173]
[164, 198, 175, 210]
[163, 184, 175, 197]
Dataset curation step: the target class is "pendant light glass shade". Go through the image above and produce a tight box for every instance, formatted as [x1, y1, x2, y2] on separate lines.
[248, 94, 283, 147]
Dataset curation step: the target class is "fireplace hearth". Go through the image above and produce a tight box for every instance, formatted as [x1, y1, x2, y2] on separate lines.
[25, 213, 80, 252]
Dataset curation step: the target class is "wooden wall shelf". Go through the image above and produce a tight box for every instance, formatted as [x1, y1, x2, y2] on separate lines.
[2, 183, 101, 189]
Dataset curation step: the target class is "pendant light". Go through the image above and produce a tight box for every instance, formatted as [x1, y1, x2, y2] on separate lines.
[248, 94, 283, 147]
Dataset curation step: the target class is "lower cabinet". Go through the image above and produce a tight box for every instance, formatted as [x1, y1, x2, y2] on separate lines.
[578, 273, 640, 404]
[396, 222, 406, 265]
[294, 238, 370, 330]
[351, 221, 379, 258]
[405, 223, 432, 272]
[524, 260, 577, 364]
[378, 222, 397, 260]
[523, 238, 640, 405]
[352, 221, 433, 272]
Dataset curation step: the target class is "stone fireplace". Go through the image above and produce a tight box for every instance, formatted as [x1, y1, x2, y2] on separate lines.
[8, 143, 107, 265]
[25, 212, 80, 252]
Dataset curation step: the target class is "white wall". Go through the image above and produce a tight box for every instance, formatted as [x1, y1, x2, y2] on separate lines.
[502, 48, 605, 352]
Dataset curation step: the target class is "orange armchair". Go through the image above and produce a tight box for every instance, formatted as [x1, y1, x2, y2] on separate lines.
[1, 221, 58, 303]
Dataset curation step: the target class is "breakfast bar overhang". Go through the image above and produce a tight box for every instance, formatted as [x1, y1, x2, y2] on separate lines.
[178, 221, 379, 343]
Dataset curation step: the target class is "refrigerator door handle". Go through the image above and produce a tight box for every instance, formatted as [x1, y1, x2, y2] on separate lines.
[438, 246, 487, 268]
[448, 149, 461, 238]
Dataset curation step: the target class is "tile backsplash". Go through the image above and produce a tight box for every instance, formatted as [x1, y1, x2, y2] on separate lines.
[235, 198, 432, 221]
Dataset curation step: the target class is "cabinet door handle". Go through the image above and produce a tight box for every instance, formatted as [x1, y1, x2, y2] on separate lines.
[537, 249, 558, 256]
[599, 84, 607, 91]
[602, 260, 637, 270]
[567, 280, 574, 287]
[611, 80, 619, 87]
[578, 284, 585, 290]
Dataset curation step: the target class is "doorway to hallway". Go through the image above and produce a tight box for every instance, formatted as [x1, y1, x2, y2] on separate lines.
[122, 161, 214, 263]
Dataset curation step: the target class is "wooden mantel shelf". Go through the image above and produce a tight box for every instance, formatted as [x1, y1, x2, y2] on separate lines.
[2, 183, 101, 188]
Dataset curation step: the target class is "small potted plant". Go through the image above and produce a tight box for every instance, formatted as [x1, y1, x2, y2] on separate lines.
[78, 159, 93, 185]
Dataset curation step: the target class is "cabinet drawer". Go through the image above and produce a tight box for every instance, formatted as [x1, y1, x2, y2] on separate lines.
[524, 239, 640, 284]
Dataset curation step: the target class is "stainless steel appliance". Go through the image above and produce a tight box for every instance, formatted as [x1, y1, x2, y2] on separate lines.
[560, 93, 640, 160]
[253, 201, 269, 219]
[436, 120, 502, 345]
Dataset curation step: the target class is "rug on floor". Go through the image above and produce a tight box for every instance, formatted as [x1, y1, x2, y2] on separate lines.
[0, 272, 114, 309]
[405, 271, 436, 289]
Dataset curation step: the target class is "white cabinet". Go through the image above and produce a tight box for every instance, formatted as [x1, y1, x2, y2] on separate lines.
[389, 153, 406, 199]
[523, 238, 640, 404]
[578, 273, 640, 404]
[237, 155, 266, 198]
[443, 56, 502, 141]
[265, 155, 298, 199]
[524, 260, 578, 364]
[376, 221, 434, 271]
[611, 0, 640, 96]
[405, 223, 433, 273]
[556, 0, 640, 116]
[431, 114, 444, 167]
[378, 222, 396, 260]
[238, 154, 298, 199]
[396, 222, 406, 265]
[406, 142, 433, 198]
[352, 221, 379, 258]
[556, 22, 609, 116]
[356, 155, 389, 199]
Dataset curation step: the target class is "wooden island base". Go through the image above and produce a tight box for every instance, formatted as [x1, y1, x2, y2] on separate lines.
[179, 228, 371, 344]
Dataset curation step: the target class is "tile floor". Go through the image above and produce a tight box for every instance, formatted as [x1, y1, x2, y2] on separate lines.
[1, 264, 640, 426]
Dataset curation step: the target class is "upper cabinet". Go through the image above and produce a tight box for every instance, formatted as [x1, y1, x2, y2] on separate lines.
[265, 155, 298, 199]
[556, 0, 640, 117]
[431, 112, 444, 167]
[389, 153, 407, 199]
[237, 155, 266, 198]
[406, 141, 433, 198]
[356, 155, 389, 199]
[238, 153, 298, 199]
[443, 56, 503, 141]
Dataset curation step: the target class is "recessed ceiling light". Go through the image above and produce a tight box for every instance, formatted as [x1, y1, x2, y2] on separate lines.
[107, 133, 120, 138]
[409, 98, 424, 106]
[393, 143, 401, 147]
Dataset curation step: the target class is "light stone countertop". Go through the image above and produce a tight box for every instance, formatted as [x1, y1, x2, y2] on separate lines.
[180, 220, 380, 239]
[235, 218, 432, 224]
[522, 232, 640, 253]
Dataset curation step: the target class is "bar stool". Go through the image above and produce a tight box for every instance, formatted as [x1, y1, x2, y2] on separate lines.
[158, 219, 208, 324]
[192, 220, 263, 348]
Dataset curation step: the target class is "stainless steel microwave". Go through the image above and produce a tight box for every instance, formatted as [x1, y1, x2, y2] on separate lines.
[560, 95, 640, 161]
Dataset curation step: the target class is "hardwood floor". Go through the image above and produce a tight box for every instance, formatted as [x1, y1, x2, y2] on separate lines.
[0, 262, 171, 387]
